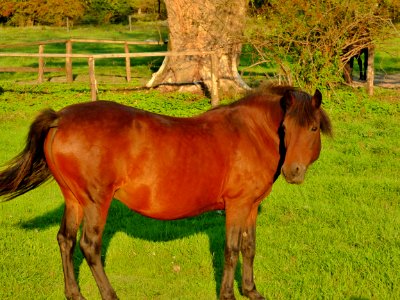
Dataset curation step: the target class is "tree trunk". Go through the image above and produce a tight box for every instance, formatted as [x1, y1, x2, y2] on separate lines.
[146, 0, 249, 97]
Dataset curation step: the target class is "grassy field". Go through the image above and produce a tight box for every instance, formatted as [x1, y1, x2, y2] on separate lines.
[0, 26, 400, 300]
[2, 25, 398, 88]
[0, 25, 168, 84]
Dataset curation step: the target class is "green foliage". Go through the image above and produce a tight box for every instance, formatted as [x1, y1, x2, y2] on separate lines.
[0, 0, 165, 26]
[245, 0, 395, 89]
[2, 0, 86, 26]
[83, 0, 133, 24]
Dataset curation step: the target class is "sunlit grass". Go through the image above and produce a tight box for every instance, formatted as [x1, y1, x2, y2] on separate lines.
[0, 25, 399, 299]
[0, 81, 399, 299]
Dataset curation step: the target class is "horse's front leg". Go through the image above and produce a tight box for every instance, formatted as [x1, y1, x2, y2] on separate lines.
[220, 200, 259, 300]
[241, 224, 265, 300]
[220, 200, 265, 300]
[220, 224, 242, 300]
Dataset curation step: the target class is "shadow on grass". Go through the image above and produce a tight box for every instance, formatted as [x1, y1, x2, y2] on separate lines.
[20, 200, 243, 298]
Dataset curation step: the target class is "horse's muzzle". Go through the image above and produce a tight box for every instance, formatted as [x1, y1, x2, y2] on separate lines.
[281, 163, 306, 184]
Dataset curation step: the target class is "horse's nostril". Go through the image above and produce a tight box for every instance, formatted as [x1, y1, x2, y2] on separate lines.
[293, 164, 301, 176]
[282, 163, 307, 184]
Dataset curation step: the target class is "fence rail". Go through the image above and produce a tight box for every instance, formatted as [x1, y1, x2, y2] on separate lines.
[0, 50, 216, 59]
[0, 38, 163, 49]
[0, 39, 220, 105]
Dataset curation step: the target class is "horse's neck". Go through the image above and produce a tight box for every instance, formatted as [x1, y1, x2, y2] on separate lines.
[245, 97, 283, 129]
[235, 98, 284, 144]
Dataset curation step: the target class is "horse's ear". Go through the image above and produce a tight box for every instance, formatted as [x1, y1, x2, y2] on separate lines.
[312, 89, 322, 108]
[280, 90, 294, 111]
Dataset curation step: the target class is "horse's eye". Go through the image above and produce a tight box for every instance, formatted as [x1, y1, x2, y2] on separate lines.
[311, 126, 318, 132]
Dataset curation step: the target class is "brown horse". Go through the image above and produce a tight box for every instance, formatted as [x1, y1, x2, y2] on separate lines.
[0, 86, 331, 300]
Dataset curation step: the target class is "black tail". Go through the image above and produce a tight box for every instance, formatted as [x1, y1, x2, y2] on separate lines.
[0, 109, 59, 201]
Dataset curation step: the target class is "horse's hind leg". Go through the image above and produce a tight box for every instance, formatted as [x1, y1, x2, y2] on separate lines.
[79, 198, 118, 300]
[57, 190, 84, 300]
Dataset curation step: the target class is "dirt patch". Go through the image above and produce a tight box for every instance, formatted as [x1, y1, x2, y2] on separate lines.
[351, 72, 400, 89]
[374, 73, 400, 89]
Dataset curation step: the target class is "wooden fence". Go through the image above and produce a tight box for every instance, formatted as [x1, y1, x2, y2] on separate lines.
[0, 39, 221, 105]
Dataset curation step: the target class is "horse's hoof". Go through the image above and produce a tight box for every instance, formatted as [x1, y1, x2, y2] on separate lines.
[66, 293, 86, 300]
[103, 291, 119, 300]
[220, 296, 236, 300]
[243, 289, 265, 300]
[219, 291, 236, 300]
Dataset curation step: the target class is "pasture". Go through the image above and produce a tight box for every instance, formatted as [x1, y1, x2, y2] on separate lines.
[0, 25, 399, 299]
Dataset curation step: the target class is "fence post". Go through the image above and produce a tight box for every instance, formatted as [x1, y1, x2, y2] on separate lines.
[125, 42, 131, 82]
[88, 57, 97, 101]
[367, 46, 375, 96]
[210, 53, 220, 107]
[66, 17, 70, 32]
[129, 15, 133, 32]
[66, 39, 73, 83]
[38, 44, 44, 83]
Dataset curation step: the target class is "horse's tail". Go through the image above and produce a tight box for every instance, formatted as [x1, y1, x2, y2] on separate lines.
[0, 109, 59, 201]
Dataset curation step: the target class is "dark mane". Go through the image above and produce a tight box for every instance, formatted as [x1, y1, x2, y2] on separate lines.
[237, 85, 332, 136]
[217, 85, 293, 109]
[320, 109, 332, 136]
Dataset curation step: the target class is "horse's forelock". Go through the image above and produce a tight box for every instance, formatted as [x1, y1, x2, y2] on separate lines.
[240, 85, 332, 135]
[286, 90, 315, 127]
[285, 90, 332, 136]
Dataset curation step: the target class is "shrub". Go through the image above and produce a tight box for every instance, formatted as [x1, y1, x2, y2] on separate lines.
[245, 0, 395, 89]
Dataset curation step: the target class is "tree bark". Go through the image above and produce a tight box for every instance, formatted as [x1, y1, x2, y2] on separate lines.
[146, 0, 249, 97]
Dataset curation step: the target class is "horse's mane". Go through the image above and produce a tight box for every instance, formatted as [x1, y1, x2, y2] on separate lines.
[236, 85, 332, 136]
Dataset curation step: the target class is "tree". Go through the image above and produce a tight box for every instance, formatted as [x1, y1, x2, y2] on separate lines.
[83, 0, 133, 24]
[146, 0, 249, 97]
[130, 0, 165, 16]
[2, 0, 85, 26]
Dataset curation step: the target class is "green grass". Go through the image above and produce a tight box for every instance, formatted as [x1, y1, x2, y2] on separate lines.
[0, 81, 399, 299]
[375, 23, 400, 74]
[0, 25, 400, 299]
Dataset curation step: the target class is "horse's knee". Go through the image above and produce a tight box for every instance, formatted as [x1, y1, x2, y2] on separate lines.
[241, 239, 255, 258]
[224, 244, 240, 267]
[241, 228, 256, 254]
[57, 231, 76, 252]
[79, 233, 101, 265]
[57, 231, 66, 246]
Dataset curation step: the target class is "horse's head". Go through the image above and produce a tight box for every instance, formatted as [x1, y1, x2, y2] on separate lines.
[280, 89, 332, 184]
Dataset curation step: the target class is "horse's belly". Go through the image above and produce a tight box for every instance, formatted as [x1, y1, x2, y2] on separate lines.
[114, 182, 224, 220]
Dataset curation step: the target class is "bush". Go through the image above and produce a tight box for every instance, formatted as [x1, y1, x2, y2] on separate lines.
[245, 0, 395, 89]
